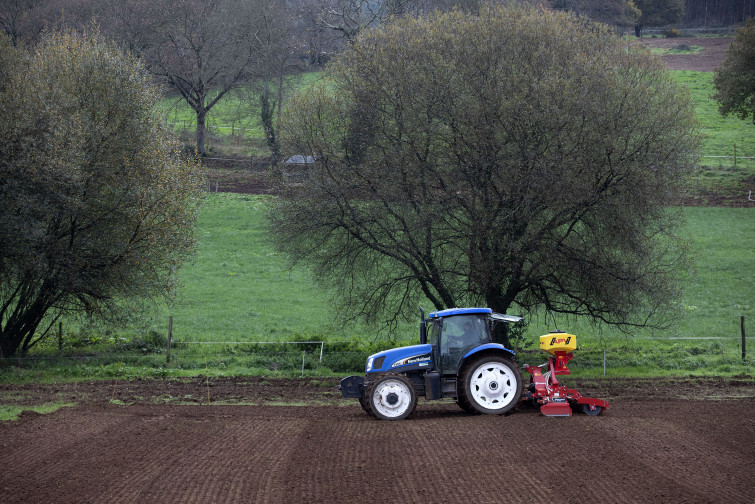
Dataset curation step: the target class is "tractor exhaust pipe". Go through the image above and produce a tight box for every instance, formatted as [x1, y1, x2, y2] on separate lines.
[419, 306, 426, 344]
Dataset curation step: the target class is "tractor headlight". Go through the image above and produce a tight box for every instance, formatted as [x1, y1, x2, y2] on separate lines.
[366, 357, 374, 372]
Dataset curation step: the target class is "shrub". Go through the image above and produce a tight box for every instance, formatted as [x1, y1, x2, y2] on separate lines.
[118, 330, 168, 354]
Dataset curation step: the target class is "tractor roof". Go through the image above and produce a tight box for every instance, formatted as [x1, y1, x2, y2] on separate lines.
[428, 307, 491, 318]
[428, 307, 523, 323]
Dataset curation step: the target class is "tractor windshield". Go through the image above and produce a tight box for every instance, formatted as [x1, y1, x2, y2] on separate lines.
[439, 315, 489, 373]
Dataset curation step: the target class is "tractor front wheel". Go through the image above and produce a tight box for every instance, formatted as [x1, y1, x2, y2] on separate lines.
[458, 355, 522, 415]
[367, 373, 417, 420]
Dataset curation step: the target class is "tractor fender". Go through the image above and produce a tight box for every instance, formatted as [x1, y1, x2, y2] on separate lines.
[458, 344, 517, 375]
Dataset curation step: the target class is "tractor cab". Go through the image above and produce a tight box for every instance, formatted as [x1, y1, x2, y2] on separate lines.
[423, 308, 520, 375]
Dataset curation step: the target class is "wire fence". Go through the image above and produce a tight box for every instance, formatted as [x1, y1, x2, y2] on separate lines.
[0, 316, 749, 375]
[1, 333, 750, 377]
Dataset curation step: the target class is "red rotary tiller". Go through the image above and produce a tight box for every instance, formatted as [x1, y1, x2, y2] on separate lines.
[523, 332, 609, 417]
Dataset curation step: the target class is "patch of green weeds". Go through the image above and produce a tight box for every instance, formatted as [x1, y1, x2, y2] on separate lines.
[0, 402, 75, 421]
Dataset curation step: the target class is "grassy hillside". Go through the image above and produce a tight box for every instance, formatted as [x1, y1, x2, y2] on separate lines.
[670, 71, 755, 198]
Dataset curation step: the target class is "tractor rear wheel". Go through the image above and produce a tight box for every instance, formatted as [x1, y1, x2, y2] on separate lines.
[456, 399, 478, 414]
[458, 355, 522, 415]
[366, 373, 417, 420]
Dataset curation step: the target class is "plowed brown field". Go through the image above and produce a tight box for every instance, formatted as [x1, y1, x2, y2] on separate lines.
[642, 36, 733, 72]
[1, 377, 753, 504]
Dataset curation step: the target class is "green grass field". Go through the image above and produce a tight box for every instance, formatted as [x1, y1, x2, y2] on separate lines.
[670, 71, 755, 189]
[162, 72, 327, 156]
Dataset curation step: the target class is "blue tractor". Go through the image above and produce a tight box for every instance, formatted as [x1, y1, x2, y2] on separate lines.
[339, 307, 524, 420]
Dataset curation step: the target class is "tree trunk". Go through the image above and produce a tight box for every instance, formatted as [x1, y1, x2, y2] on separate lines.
[0, 295, 51, 357]
[485, 282, 522, 349]
[275, 72, 285, 154]
[196, 108, 207, 156]
[487, 300, 512, 348]
[260, 88, 280, 162]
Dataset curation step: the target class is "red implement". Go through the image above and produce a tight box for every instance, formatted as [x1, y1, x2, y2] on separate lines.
[523, 351, 609, 417]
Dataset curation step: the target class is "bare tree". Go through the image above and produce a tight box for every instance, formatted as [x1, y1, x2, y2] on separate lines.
[0, 0, 69, 46]
[0, 0, 37, 45]
[291, 0, 343, 64]
[247, 0, 301, 160]
[315, 0, 427, 41]
[104, 0, 277, 156]
[269, 5, 700, 343]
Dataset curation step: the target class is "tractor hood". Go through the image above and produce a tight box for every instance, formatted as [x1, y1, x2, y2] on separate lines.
[365, 344, 433, 374]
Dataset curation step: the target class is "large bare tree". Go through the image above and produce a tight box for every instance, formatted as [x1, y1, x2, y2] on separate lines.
[106, 0, 283, 156]
[314, 0, 428, 41]
[246, 0, 300, 161]
[268, 5, 700, 343]
[152, 0, 266, 155]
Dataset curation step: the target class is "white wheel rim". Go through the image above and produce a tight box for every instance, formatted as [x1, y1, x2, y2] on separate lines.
[372, 378, 413, 418]
[469, 362, 517, 410]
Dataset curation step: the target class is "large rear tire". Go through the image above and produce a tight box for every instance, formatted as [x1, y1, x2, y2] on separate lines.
[456, 399, 478, 414]
[458, 355, 522, 415]
[366, 373, 417, 420]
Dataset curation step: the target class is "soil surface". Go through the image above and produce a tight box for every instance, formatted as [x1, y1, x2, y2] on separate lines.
[1, 376, 753, 504]
[641, 36, 733, 72]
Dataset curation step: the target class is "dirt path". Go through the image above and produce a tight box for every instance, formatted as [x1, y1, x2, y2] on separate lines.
[1, 377, 753, 503]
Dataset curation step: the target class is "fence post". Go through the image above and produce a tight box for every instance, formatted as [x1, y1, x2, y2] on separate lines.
[742, 316, 746, 360]
[58, 322, 63, 353]
[734, 143, 737, 169]
[320, 342, 324, 362]
[167, 316, 173, 363]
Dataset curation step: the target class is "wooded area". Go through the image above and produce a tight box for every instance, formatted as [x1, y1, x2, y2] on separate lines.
[685, 0, 754, 25]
